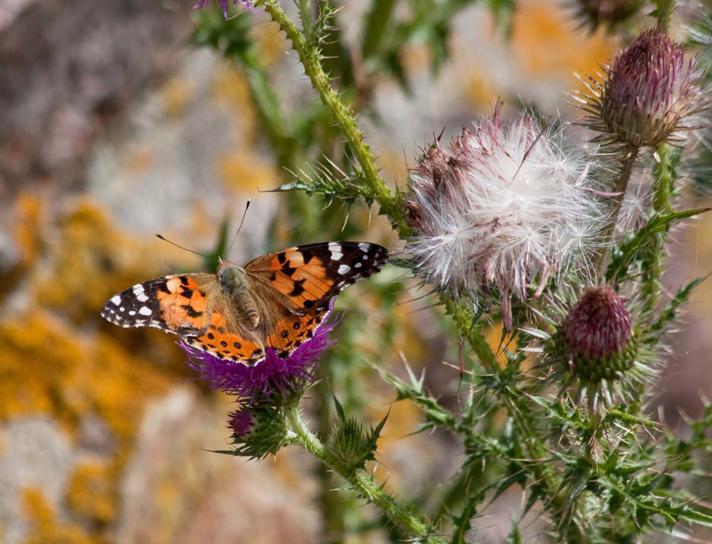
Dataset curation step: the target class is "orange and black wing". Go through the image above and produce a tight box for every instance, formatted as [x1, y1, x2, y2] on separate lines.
[244, 242, 388, 312]
[244, 242, 388, 358]
[101, 273, 215, 334]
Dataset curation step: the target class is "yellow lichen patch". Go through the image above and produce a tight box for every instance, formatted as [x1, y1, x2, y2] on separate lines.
[160, 78, 192, 119]
[0, 194, 43, 303]
[217, 151, 280, 193]
[0, 304, 181, 537]
[22, 488, 94, 544]
[13, 193, 43, 268]
[254, 20, 287, 67]
[34, 200, 169, 323]
[67, 462, 116, 525]
[212, 62, 257, 143]
[126, 147, 154, 174]
[0, 312, 89, 429]
[511, 0, 614, 88]
[90, 335, 174, 454]
[462, 67, 499, 109]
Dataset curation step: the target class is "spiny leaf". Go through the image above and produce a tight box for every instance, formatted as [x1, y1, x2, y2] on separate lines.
[606, 208, 710, 284]
[649, 276, 708, 335]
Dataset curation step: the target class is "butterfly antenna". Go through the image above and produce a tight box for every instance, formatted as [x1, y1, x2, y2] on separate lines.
[226, 199, 251, 258]
[155, 234, 211, 258]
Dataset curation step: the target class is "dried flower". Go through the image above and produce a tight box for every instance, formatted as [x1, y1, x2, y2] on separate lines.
[194, 0, 254, 17]
[577, 29, 706, 148]
[182, 303, 335, 407]
[405, 104, 604, 327]
[571, 0, 642, 32]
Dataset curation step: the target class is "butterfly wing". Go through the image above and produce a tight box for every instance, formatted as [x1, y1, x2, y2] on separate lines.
[245, 242, 389, 312]
[101, 242, 389, 367]
[101, 273, 216, 333]
[102, 272, 266, 365]
[245, 241, 388, 358]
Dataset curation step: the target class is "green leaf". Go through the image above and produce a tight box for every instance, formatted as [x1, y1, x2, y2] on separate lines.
[649, 276, 708, 335]
[606, 208, 710, 284]
[362, 0, 398, 59]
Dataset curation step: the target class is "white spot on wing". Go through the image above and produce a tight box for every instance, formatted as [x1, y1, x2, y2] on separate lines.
[354, 262, 362, 268]
[128, 310, 136, 316]
[338, 264, 351, 275]
[136, 293, 149, 302]
[111, 295, 121, 306]
[138, 306, 153, 316]
[328, 242, 343, 261]
[359, 242, 370, 253]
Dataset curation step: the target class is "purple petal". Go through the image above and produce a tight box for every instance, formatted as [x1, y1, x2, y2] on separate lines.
[181, 303, 336, 401]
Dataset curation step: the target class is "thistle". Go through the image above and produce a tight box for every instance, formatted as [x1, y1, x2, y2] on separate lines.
[531, 285, 655, 411]
[181, 303, 335, 408]
[578, 28, 706, 148]
[404, 104, 604, 327]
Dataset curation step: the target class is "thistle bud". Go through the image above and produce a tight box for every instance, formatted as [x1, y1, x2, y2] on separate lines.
[580, 29, 705, 148]
[228, 406, 289, 459]
[563, 286, 636, 382]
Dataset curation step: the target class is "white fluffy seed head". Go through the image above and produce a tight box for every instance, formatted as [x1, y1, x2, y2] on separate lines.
[405, 106, 605, 318]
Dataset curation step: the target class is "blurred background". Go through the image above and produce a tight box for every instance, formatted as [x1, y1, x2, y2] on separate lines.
[0, 0, 710, 542]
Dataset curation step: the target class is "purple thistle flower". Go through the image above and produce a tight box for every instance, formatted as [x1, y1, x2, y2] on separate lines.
[181, 304, 335, 403]
[194, 0, 254, 18]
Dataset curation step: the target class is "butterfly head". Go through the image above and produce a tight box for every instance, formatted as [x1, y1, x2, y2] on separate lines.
[217, 259, 248, 292]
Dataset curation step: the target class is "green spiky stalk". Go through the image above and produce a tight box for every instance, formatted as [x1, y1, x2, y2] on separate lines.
[285, 407, 445, 543]
[256, 0, 410, 233]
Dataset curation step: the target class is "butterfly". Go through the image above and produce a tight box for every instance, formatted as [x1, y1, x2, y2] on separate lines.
[101, 242, 388, 366]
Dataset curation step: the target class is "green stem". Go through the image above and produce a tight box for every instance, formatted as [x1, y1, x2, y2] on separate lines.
[641, 144, 677, 310]
[285, 408, 447, 543]
[597, 147, 640, 277]
[258, 0, 410, 233]
[443, 297, 586, 540]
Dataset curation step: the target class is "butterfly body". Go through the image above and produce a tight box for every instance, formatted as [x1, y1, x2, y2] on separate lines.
[217, 262, 261, 329]
[102, 242, 388, 366]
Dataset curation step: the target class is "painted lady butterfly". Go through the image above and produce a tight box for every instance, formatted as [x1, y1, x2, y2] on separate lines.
[101, 242, 388, 366]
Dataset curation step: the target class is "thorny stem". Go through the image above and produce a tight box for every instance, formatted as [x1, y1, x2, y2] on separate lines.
[285, 408, 446, 543]
[443, 297, 586, 541]
[257, 0, 410, 233]
[597, 146, 640, 277]
[642, 144, 675, 311]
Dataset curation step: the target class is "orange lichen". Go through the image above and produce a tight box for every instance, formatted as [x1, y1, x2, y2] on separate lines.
[462, 67, 499, 109]
[22, 488, 95, 544]
[511, 0, 614, 88]
[67, 463, 116, 525]
[160, 78, 192, 118]
[0, 198, 210, 540]
[0, 194, 43, 303]
[126, 148, 155, 174]
[212, 63, 257, 143]
[217, 151, 279, 193]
